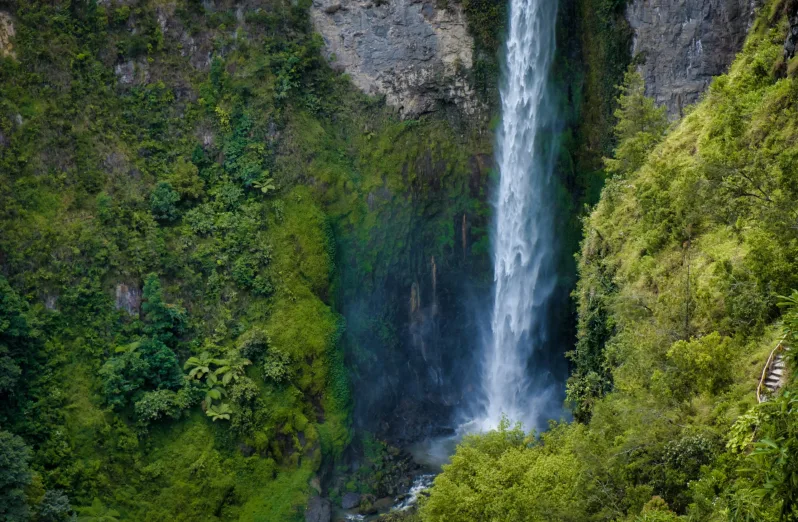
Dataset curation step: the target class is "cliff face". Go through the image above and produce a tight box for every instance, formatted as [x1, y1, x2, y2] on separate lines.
[627, 0, 759, 117]
[310, 0, 480, 118]
[0, 12, 14, 59]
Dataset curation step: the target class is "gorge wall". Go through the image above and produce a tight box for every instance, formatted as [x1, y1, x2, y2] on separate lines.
[626, 0, 760, 117]
[303, 0, 499, 444]
[309, 0, 481, 118]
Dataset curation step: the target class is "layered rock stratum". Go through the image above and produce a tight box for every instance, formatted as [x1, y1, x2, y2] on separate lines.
[310, 0, 479, 118]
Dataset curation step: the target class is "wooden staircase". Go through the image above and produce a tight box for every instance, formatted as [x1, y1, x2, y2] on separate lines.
[757, 341, 789, 403]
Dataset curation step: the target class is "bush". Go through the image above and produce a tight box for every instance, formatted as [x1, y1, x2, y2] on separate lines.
[237, 328, 269, 360]
[100, 349, 148, 409]
[150, 182, 180, 221]
[141, 274, 186, 347]
[138, 338, 183, 390]
[262, 348, 292, 384]
[134, 383, 202, 425]
[35, 490, 72, 522]
[666, 332, 736, 397]
[100, 339, 182, 409]
[0, 431, 32, 521]
[420, 421, 589, 522]
[169, 158, 204, 199]
[604, 68, 668, 177]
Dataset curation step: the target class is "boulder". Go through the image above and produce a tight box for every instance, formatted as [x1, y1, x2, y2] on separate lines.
[305, 496, 331, 522]
[341, 492, 361, 510]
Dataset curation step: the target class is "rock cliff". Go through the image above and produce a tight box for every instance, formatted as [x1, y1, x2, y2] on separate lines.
[309, 0, 479, 118]
[627, 0, 759, 117]
[0, 12, 15, 59]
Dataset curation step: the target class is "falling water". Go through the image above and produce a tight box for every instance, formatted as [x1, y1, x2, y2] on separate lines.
[478, 0, 561, 431]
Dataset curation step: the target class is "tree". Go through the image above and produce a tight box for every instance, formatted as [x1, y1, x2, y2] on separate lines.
[100, 350, 148, 409]
[0, 431, 32, 521]
[35, 490, 72, 522]
[168, 158, 204, 199]
[0, 276, 39, 419]
[779, 291, 798, 360]
[141, 274, 186, 347]
[150, 182, 180, 221]
[737, 391, 798, 520]
[666, 332, 736, 397]
[419, 420, 589, 522]
[604, 68, 669, 177]
[138, 338, 183, 390]
[635, 496, 680, 522]
[100, 339, 182, 409]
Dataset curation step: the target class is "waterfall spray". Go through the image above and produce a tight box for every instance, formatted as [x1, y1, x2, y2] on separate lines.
[478, 0, 561, 431]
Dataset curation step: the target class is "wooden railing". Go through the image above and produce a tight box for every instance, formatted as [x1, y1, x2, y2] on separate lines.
[757, 338, 786, 404]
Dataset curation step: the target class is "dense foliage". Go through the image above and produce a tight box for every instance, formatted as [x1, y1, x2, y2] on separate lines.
[6, 0, 797, 519]
[0, 0, 492, 519]
[421, 1, 798, 521]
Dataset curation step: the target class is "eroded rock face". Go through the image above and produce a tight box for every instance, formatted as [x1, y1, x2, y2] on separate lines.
[0, 12, 15, 59]
[785, 4, 798, 60]
[627, 0, 759, 117]
[310, 0, 479, 118]
[115, 60, 150, 85]
[115, 283, 141, 316]
[304, 496, 331, 522]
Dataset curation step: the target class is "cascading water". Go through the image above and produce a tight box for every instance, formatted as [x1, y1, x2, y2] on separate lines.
[477, 0, 561, 431]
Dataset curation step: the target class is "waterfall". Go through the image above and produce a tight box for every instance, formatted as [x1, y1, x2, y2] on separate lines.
[478, 0, 560, 431]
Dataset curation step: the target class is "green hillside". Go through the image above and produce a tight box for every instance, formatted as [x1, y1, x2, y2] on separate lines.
[420, 1, 798, 521]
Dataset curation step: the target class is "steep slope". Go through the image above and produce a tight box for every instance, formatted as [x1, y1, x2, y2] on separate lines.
[0, 0, 495, 519]
[420, 1, 798, 520]
[627, 0, 760, 118]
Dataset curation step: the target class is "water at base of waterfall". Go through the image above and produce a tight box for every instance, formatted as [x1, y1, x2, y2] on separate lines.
[337, 474, 435, 521]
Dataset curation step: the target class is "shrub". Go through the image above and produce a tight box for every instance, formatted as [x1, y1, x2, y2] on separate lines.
[134, 383, 202, 425]
[150, 182, 180, 221]
[666, 332, 736, 397]
[237, 328, 269, 360]
[263, 348, 292, 384]
[141, 274, 186, 347]
[604, 68, 668, 177]
[169, 158, 204, 199]
[138, 338, 183, 390]
[0, 431, 32, 521]
[100, 349, 148, 409]
[100, 339, 182, 409]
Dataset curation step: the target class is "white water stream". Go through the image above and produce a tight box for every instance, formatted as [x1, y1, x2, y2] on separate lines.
[478, 0, 560, 431]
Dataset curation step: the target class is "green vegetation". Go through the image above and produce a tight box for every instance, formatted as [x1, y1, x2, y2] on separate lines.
[0, 0, 491, 519]
[9, 0, 798, 519]
[574, 0, 633, 168]
[457, 0, 507, 101]
[421, 1, 798, 521]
